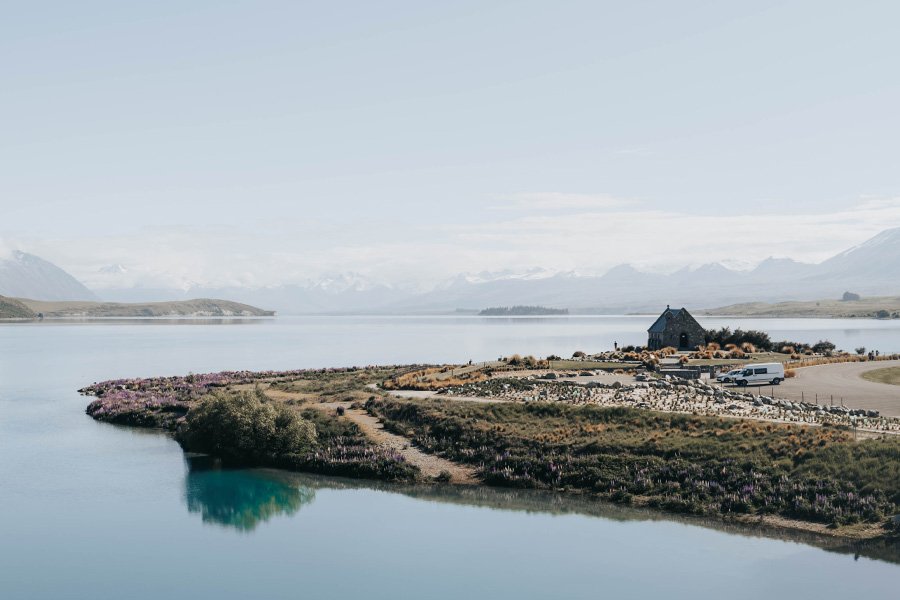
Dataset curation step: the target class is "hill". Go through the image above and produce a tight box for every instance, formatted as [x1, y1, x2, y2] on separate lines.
[17, 298, 275, 318]
[0, 251, 97, 301]
[701, 296, 900, 318]
[0, 296, 36, 319]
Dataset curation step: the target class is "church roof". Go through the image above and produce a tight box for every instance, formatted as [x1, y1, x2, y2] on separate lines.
[648, 307, 684, 333]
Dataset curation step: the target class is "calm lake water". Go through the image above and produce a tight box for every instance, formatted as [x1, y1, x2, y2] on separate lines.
[1, 315, 899, 599]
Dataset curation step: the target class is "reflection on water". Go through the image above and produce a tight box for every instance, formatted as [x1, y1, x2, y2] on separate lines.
[184, 456, 315, 531]
[33, 317, 272, 326]
[185, 464, 900, 565]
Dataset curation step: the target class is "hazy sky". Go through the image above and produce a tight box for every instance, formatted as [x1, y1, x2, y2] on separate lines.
[3, 1, 900, 289]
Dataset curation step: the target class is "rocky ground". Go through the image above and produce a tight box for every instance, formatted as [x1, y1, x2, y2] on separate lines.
[438, 375, 900, 434]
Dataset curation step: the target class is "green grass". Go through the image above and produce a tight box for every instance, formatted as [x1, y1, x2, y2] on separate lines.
[861, 366, 900, 386]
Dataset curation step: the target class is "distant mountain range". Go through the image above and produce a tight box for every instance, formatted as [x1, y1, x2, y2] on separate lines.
[4, 228, 900, 314]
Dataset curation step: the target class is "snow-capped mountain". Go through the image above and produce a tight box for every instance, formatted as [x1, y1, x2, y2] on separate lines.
[98, 263, 129, 275]
[0, 251, 97, 301]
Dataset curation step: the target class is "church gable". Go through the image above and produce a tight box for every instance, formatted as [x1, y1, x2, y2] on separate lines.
[647, 306, 705, 350]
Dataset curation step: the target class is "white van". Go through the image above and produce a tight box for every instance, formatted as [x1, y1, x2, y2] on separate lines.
[733, 363, 785, 386]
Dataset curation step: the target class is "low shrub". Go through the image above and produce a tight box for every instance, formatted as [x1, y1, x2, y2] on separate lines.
[176, 389, 317, 466]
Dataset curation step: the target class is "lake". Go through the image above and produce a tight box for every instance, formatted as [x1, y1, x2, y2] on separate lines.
[1, 315, 899, 599]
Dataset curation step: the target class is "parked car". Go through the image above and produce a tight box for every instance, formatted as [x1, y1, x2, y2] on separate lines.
[733, 363, 785, 386]
[716, 368, 744, 383]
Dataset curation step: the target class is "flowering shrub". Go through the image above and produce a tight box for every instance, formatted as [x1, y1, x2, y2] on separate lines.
[81, 367, 379, 427]
[82, 367, 421, 482]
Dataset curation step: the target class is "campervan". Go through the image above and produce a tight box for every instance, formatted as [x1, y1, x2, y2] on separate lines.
[733, 363, 785, 387]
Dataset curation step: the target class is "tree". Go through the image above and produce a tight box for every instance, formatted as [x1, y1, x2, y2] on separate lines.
[811, 340, 836, 354]
[855, 347, 867, 355]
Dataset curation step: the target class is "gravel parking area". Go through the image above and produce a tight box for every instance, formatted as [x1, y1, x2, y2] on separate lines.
[717, 359, 900, 417]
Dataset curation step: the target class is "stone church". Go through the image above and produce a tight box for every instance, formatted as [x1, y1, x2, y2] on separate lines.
[647, 306, 705, 350]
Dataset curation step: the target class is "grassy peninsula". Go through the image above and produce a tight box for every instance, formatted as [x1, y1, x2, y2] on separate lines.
[18, 297, 274, 318]
[0, 295, 36, 319]
[81, 364, 900, 541]
[702, 296, 900, 318]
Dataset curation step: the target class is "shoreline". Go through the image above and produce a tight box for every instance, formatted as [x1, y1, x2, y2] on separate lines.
[81, 365, 900, 543]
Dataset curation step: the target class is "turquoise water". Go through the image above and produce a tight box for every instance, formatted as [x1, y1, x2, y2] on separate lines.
[1, 316, 899, 599]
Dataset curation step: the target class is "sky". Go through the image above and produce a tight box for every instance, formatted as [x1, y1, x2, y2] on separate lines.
[2, 1, 900, 290]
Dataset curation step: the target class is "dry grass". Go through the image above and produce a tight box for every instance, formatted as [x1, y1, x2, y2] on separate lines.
[861, 366, 900, 386]
[382, 366, 489, 391]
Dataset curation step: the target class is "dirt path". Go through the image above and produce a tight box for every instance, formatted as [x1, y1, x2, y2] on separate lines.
[385, 389, 508, 404]
[265, 387, 478, 484]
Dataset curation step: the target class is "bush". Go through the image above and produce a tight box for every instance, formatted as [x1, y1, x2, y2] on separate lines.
[177, 389, 317, 465]
[705, 327, 772, 352]
[812, 340, 836, 354]
[434, 470, 453, 483]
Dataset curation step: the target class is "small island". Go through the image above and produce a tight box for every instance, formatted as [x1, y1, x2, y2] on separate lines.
[479, 305, 569, 316]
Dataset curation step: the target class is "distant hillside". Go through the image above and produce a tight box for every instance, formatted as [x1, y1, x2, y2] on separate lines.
[0, 251, 97, 301]
[701, 296, 900, 318]
[17, 298, 275, 318]
[479, 305, 569, 316]
[0, 296, 36, 319]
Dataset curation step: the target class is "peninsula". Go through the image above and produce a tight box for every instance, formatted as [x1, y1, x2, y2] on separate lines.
[7, 297, 274, 318]
[702, 296, 900, 319]
[82, 357, 900, 542]
[0, 296, 35, 319]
